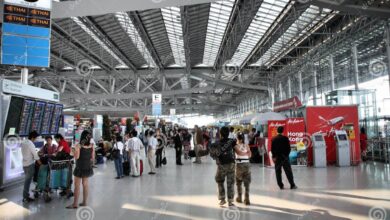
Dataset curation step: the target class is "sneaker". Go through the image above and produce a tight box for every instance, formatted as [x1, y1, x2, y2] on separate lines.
[193, 161, 202, 164]
[236, 197, 242, 203]
[219, 200, 227, 206]
[228, 202, 235, 207]
[279, 185, 284, 190]
[115, 177, 120, 179]
[23, 197, 35, 203]
[244, 199, 251, 206]
[149, 172, 156, 175]
[291, 185, 298, 190]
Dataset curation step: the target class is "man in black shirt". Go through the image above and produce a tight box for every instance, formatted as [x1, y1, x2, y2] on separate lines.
[174, 129, 183, 165]
[271, 126, 297, 190]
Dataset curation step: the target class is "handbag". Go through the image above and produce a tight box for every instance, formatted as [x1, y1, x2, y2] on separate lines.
[112, 143, 120, 159]
[162, 149, 167, 165]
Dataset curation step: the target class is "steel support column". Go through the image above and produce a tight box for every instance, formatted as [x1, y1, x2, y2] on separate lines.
[329, 54, 335, 91]
[313, 66, 318, 106]
[352, 44, 360, 90]
[279, 82, 283, 101]
[21, 68, 28, 85]
[287, 77, 292, 98]
[298, 71, 303, 102]
[385, 23, 390, 94]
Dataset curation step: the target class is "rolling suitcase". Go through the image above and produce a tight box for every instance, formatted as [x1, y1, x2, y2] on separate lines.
[123, 161, 130, 176]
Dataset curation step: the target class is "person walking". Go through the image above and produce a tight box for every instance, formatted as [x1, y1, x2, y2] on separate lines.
[21, 131, 41, 203]
[147, 131, 157, 175]
[210, 126, 236, 207]
[128, 130, 144, 177]
[360, 127, 368, 162]
[112, 135, 124, 179]
[234, 133, 252, 205]
[67, 130, 94, 209]
[271, 126, 297, 190]
[174, 129, 183, 165]
[193, 125, 204, 164]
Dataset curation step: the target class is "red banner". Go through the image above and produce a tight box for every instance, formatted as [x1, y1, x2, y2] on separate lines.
[286, 118, 306, 145]
[266, 120, 287, 166]
[305, 106, 360, 166]
[273, 96, 302, 112]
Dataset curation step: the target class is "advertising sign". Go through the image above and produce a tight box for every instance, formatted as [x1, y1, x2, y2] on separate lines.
[266, 120, 287, 166]
[305, 106, 360, 166]
[273, 96, 302, 112]
[1, 0, 51, 67]
[286, 117, 306, 165]
[152, 93, 162, 116]
[63, 115, 74, 139]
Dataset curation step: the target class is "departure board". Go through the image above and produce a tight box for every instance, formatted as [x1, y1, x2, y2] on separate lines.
[3, 96, 24, 137]
[30, 101, 46, 133]
[18, 99, 35, 136]
[40, 103, 55, 135]
[49, 104, 63, 134]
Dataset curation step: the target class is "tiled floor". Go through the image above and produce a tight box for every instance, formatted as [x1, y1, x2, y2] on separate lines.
[1, 148, 390, 220]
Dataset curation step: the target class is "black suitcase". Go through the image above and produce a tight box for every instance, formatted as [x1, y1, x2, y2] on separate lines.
[123, 161, 130, 176]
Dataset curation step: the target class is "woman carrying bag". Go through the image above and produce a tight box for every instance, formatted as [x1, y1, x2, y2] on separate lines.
[112, 136, 124, 179]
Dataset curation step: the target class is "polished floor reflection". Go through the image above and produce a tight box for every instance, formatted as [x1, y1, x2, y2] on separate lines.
[1, 148, 390, 220]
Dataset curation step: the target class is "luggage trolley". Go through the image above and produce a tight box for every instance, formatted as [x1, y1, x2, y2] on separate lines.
[34, 159, 73, 202]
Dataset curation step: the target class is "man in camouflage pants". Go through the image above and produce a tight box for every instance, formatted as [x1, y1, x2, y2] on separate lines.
[211, 126, 239, 207]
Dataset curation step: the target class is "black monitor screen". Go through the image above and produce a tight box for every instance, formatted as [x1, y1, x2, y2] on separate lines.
[3, 96, 24, 137]
[31, 101, 46, 134]
[19, 99, 35, 136]
[338, 134, 348, 141]
[41, 103, 55, 135]
[314, 135, 324, 142]
[49, 104, 63, 134]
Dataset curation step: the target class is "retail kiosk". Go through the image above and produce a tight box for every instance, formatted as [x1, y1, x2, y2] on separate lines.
[0, 79, 62, 189]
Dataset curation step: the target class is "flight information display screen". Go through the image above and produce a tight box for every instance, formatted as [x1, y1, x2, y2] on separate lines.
[30, 101, 46, 133]
[3, 96, 24, 137]
[40, 103, 55, 135]
[49, 104, 63, 134]
[18, 99, 35, 136]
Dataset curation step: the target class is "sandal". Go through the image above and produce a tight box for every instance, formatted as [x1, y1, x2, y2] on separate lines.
[66, 205, 78, 209]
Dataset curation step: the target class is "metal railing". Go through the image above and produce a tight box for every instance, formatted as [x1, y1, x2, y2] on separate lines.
[367, 138, 390, 163]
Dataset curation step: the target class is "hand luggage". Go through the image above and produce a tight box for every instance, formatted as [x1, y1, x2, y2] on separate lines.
[123, 161, 130, 176]
[37, 165, 49, 190]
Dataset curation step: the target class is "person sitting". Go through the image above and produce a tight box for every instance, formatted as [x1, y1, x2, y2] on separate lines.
[38, 136, 58, 164]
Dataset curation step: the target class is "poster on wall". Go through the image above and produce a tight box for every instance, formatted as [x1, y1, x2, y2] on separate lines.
[266, 120, 287, 166]
[286, 118, 306, 165]
[305, 106, 360, 166]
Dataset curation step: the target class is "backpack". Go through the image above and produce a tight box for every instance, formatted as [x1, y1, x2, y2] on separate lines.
[210, 139, 235, 164]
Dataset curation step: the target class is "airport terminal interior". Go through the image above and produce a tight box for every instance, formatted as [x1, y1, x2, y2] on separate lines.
[1, 0, 390, 219]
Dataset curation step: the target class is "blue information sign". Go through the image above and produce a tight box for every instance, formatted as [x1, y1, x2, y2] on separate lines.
[152, 103, 162, 116]
[1, 1, 51, 67]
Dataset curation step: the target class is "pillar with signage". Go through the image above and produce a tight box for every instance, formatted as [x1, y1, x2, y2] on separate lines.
[152, 94, 162, 128]
[1, 0, 52, 67]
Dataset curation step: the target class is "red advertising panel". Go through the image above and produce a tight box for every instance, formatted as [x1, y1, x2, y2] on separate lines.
[273, 96, 302, 112]
[286, 118, 306, 145]
[286, 118, 307, 166]
[305, 106, 360, 166]
[266, 120, 287, 166]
